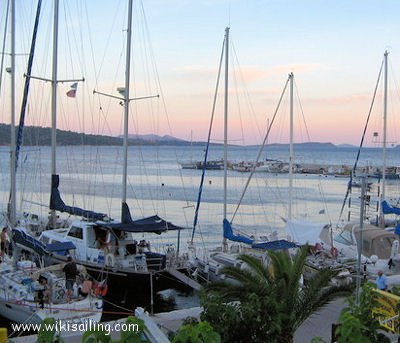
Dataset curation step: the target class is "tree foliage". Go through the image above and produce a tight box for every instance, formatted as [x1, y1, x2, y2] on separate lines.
[201, 246, 354, 343]
[172, 321, 221, 343]
[336, 283, 390, 343]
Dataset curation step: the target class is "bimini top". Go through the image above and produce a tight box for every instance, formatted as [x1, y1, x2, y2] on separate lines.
[103, 214, 187, 234]
[99, 202, 188, 234]
[353, 224, 397, 259]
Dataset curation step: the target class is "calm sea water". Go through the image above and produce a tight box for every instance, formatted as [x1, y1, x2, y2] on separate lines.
[0, 144, 399, 330]
[0, 144, 399, 249]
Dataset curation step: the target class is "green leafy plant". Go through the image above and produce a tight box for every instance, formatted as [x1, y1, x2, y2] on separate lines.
[36, 318, 64, 343]
[335, 312, 372, 343]
[118, 316, 148, 343]
[172, 321, 221, 343]
[310, 338, 326, 343]
[81, 316, 149, 343]
[335, 283, 391, 343]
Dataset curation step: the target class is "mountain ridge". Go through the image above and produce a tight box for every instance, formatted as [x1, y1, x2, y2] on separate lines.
[0, 123, 388, 149]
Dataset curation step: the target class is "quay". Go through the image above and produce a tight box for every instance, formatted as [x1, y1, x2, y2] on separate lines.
[181, 160, 400, 178]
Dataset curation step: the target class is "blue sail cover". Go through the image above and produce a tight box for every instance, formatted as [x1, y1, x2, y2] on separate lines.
[103, 201, 188, 234]
[13, 228, 75, 256]
[395, 223, 400, 236]
[223, 219, 254, 245]
[252, 240, 297, 251]
[13, 228, 47, 255]
[382, 200, 400, 216]
[50, 174, 108, 221]
[223, 219, 297, 250]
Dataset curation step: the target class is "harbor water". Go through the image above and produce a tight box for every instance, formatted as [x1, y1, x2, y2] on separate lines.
[0, 144, 399, 331]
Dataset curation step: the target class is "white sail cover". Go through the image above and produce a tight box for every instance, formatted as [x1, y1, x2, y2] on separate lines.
[285, 219, 326, 245]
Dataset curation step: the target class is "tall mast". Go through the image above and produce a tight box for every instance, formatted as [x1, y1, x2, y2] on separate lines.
[122, 0, 133, 212]
[288, 73, 294, 221]
[51, 0, 59, 177]
[49, 0, 59, 225]
[222, 27, 229, 252]
[379, 50, 388, 227]
[9, 0, 16, 227]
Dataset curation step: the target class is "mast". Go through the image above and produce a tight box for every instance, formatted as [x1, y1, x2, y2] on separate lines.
[122, 0, 133, 212]
[222, 27, 229, 252]
[93, 0, 157, 221]
[288, 72, 294, 221]
[379, 50, 388, 227]
[9, 0, 16, 227]
[49, 0, 59, 226]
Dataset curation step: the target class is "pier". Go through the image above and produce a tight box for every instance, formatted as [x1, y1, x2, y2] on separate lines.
[167, 268, 202, 291]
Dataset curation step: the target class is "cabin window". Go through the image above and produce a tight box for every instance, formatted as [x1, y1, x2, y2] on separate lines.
[68, 226, 83, 239]
[334, 230, 353, 245]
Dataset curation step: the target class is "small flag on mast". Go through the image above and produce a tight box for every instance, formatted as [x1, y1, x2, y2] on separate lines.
[66, 82, 78, 98]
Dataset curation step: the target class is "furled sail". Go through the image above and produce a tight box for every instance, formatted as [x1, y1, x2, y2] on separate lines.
[223, 219, 254, 245]
[223, 219, 298, 250]
[382, 200, 400, 216]
[252, 240, 297, 251]
[50, 174, 108, 221]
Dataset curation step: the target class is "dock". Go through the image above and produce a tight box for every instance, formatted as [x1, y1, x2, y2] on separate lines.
[167, 268, 202, 291]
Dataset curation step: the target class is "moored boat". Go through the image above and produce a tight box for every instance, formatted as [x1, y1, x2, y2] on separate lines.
[0, 256, 103, 325]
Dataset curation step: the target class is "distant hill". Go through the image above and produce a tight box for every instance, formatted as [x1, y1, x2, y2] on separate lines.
[0, 124, 190, 146]
[0, 123, 360, 149]
[264, 142, 338, 150]
[123, 134, 186, 143]
[336, 143, 357, 148]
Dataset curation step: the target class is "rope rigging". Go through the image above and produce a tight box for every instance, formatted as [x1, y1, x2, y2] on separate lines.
[336, 57, 384, 226]
[190, 34, 226, 243]
[231, 75, 290, 223]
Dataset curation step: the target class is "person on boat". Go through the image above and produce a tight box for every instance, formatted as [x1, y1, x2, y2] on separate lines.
[37, 275, 51, 308]
[376, 270, 388, 291]
[138, 240, 150, 254]
[78, 276, 93, 297]
[0, 227, 9, 256]
[95, 231, 112, 252]
[63, 256, 78, 301]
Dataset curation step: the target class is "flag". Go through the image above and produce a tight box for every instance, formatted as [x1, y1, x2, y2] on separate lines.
[66, 82, 78, 98]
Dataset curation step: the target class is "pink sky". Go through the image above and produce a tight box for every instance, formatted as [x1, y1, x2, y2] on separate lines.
[1, 1, 399, 147]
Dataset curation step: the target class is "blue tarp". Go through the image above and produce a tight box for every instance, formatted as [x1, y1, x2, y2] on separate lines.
[252, 240, 298, 251]
[382, 200, 400, 216]
[223, 219, 254, 245]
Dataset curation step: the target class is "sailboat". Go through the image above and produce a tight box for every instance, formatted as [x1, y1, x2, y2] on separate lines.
[0, 255, 103, 325]
[1, 0, 103, 326]
[188, 28, 298, 283]
[317, 51, 400, 275]
[12, 0, 189, 303]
